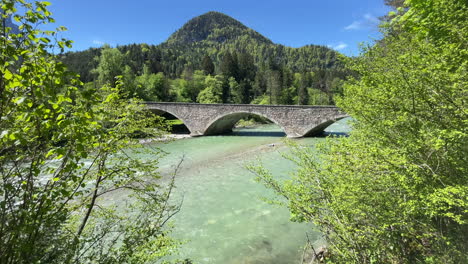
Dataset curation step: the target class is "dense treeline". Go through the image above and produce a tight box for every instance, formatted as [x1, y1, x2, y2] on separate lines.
[61, 12, 350, 105]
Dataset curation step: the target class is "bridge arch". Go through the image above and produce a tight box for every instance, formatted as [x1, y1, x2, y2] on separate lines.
[203, 111, 287, 136]
[148, 108, 194, 134]
[302, 115, 349, 137]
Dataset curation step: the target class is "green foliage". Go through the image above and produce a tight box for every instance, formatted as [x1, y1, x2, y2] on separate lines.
[92, 46, 124, 86]
[250, 0, 467, 262]
[220, 51, 239, 81]
[201, 54, 215, 75]
[59, 12, 350, 106]
[234, 118, 256, 128]
[136, 68, 169, 101]
[0, 1, 180, 263]
[170, 70, 206, 102]
[307, 88, 329, 105]
[385, 0, 405, 8]
[165, 11, 272, 47]
[297, 72, 311, 105]
[59, 47, 101, 82]
[171, 78, 191, 102]
[228, 76, 241, 104]
[196, 75, 223, 103]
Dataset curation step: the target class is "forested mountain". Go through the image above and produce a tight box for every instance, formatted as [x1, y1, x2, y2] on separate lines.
[2, 14, 20, 34]
[61, 11, 350, 105]
[166, 11, 272, 45]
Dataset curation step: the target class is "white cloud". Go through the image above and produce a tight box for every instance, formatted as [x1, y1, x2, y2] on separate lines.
[364, 13, 379, 24]
[345, 13, 379, 31]
[334, 43, 348, 50]
[92, 40, 105, 46]
[328, 42, 348, 51]
[344, 21, 362, 30]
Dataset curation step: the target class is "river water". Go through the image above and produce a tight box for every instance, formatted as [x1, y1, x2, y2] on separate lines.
[148, 120, 351, 263]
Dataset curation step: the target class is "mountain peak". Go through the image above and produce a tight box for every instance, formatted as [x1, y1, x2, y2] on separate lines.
[198, 11, 243, 23]
[165, 11, 272, 45]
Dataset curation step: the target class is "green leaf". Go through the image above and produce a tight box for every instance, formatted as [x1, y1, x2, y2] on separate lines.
[56, 114, 65, 121]
[3, 69, 13, 80]
[46, 149, 54, 158]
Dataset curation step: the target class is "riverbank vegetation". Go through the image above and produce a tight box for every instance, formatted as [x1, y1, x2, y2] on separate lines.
[0, 1, 182, 263]
[251, 0, 467, 262]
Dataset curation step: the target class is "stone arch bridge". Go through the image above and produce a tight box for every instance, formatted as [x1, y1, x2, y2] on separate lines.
[144, 102, 348, 138]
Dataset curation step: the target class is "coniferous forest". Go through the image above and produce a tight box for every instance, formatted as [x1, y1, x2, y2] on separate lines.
[60, 11, 350, 105]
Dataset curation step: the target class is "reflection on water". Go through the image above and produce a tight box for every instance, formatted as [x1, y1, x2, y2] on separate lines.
[229, 129, 286, 137]
[323, 131, 349, 137]
[149, 118, 352, 263]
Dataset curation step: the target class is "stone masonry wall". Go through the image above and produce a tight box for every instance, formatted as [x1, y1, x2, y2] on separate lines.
[145, 102, 348, 137]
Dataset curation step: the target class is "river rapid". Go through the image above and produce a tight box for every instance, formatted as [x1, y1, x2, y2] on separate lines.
[146, 120, 350, 263]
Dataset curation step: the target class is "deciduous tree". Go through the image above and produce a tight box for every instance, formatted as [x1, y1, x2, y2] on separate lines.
[0, 1, 180, 263]
[197, 75, 223, 103]
[250, 0, 467, 262]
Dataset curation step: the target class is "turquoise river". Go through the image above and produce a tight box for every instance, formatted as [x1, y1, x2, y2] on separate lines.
[140, 119, 350, 263]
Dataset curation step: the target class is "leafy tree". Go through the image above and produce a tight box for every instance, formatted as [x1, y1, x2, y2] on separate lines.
[250, 0, 467, 263]
[307, 88, 328, 105]
[93, 46, 125, 86]
[122, 65, 137, 96]
[228, 76, 242, 104]
[0, 1, 180, 263]
[191, 70, 206, 100]
[135, 66, 169, 101]
[171, 78, 191, 102]
[197, 75, 223, 103]
[329, 77, 344, 99]
[171, 70, 206, 102]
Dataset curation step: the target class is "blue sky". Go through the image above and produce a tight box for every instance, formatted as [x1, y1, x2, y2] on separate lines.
[44, 0, 391, 56]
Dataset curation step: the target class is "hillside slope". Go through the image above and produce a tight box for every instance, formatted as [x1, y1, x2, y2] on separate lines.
[62, 11, 345, 81]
